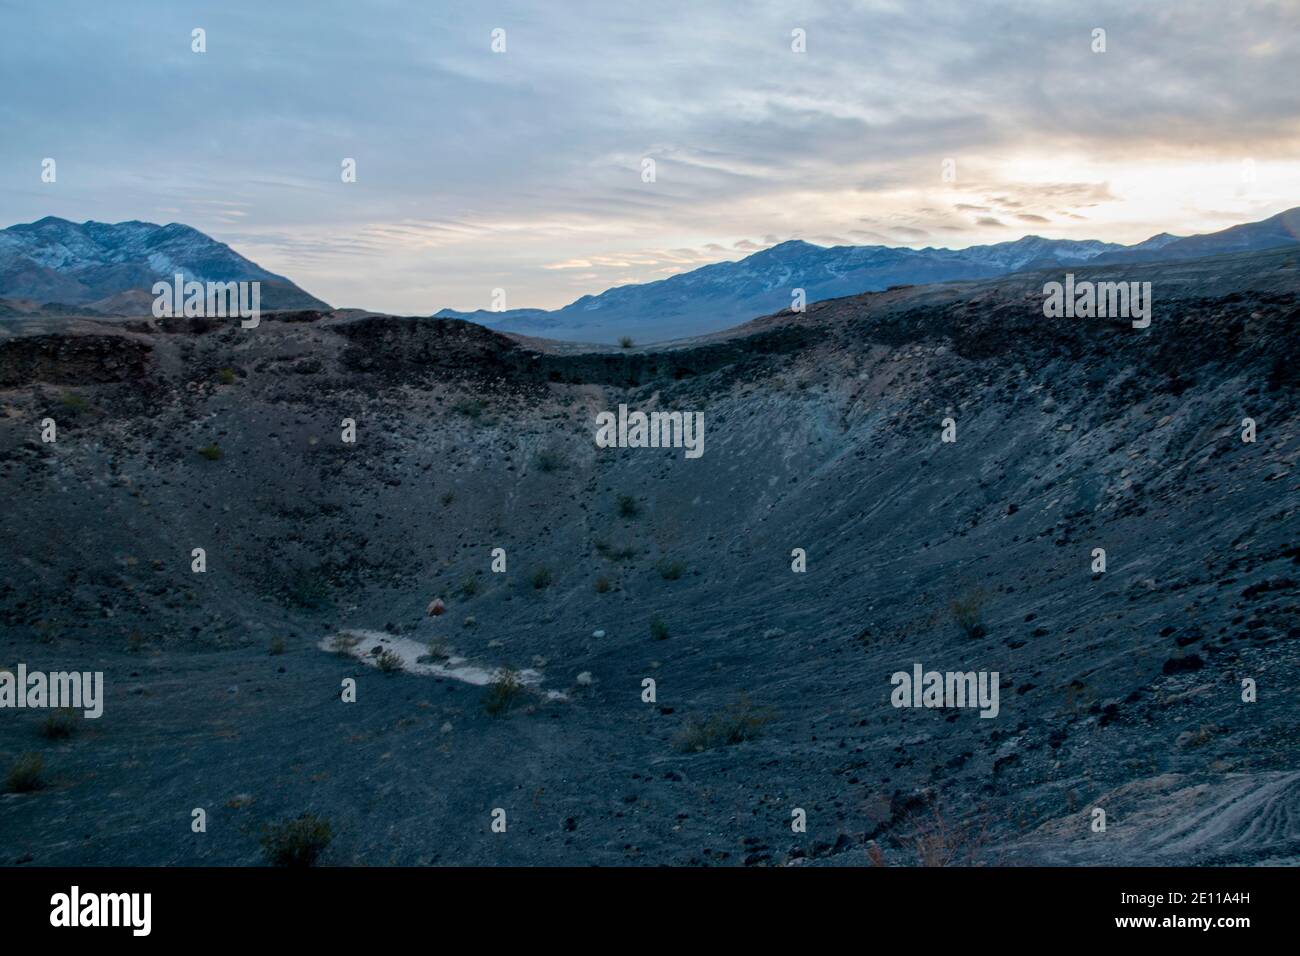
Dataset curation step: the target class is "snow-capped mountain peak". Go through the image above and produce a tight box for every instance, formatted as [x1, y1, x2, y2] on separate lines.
[0, 216, 329, 311]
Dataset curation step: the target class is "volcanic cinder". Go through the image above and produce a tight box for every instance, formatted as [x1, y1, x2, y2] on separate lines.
[1, 246, 1297, 866]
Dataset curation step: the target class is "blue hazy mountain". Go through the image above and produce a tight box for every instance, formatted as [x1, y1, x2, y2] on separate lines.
[5, 208, 1295, 337]
[437, 207, 1299, 344]
[436, 235, 1123, 344]
[1089, 206, 1300, 264]
[0, 216, 329, 312]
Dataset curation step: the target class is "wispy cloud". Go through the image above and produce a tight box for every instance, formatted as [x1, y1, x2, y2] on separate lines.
[1, 0, 1297, 311]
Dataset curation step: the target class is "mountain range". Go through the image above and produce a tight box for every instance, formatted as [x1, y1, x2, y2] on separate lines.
[436, 206, 1300, 343]
[3, 242, 1297, 865]
[2, 208, 1297, 342]
[0, 216, 328, 315]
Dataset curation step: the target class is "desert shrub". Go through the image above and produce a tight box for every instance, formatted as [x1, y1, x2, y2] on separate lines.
[61, 392, 90, 411]
[440, 491, 455, 506]
[7, 753, 44, 792]
[268, 636, 287, 656]
[617, 495, 640, 518]
[906, 806, 986, 867]
[420, 638, 452, 662]
[40, 709, 79, 740]
[457, 575, 480, 598]
[674, 697, 774, 752]
[483, 668, 526, 716]
[594, 576, 612, 594]
[261, 814, 333, 867]
[595, 540, 637, 562]
[950, 590, 987, 639]
[619, 336, 635, 349]
[649, 615, 669, 641]
[657, 559, 686, 581]
[376, 649, 403, 673]
[285, 568, 330, 609]
[451, 397, 485, 419]
[329, 632, 361, 654]
[217, 367, 237, 385]
[535, 450, 565, 473]
[530, 566, 553, 590]
[197, 443, 223, 461]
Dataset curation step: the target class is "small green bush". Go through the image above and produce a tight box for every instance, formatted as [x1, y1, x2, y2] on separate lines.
[594, 576, 612, 594]
[421, 638, 452, 662]
[451, 397, 485, 419]
[595, 540, 637, 562]
[530, 566, 553, 590]
[617, 495, 640, 518]
[217, 367, 237, 385]
[619, 337, 635, 349]
[376, 649, 403, 673]
[950, 590, 988, 640]
[40, 709, 79, 740]
[198, 443, 223, 461]
[7, 753, 44, 792]
[535, 450, 565, 473]
[285, 568, 330, 609]
[674, 697, 774, 752]
[657, 560, 686, 581]
[329, 632, 361, 654]
[649, 615, 669, 641]
[261, 814, 333, 867]
[483, 668, 526, 716]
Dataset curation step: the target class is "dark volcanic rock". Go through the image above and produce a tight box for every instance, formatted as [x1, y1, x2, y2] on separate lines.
[0, 247, 1297, 866]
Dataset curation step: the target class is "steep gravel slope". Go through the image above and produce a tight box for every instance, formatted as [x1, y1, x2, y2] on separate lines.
[1, 247, 1297, 866]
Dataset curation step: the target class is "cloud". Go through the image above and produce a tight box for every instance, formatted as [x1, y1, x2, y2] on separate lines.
[0, 0, 1297, 311]
[848, 229, 895, 243]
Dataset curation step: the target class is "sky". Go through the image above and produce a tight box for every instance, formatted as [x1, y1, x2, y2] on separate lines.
[1, 0, 1298, 312]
